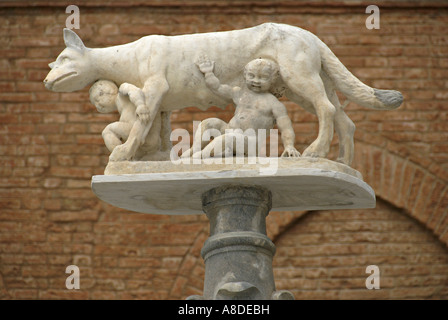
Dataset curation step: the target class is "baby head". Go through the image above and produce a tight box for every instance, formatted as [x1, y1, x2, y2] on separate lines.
[89, 80, 119, 113]
[243, 58, 279, 93]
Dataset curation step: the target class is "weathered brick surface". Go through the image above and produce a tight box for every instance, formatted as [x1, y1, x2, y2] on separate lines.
[0, 1, 447, 299]
[273, 200, 448, 299]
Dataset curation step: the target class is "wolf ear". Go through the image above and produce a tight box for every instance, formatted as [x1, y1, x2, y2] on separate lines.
[63, 28, 86, 52]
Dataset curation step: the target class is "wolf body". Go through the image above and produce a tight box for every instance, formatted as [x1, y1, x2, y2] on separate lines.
[44, 23, 403, 164]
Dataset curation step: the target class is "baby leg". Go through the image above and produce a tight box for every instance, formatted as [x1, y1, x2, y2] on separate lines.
[182, 118, 227, 158]
[193, 131, 246, 159]
[102, 121, 133, 152]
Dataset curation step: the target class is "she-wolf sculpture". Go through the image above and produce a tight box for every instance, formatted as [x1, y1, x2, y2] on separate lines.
[43, 23, 403, 165]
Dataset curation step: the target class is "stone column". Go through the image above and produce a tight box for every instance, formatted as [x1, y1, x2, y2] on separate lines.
[190, 184, 293, 300]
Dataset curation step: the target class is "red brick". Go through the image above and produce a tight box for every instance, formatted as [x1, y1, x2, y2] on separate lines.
[49, 167, 92, 179]
[27, 69, 50, 82]
[76, 134, 105, 145]
[412, 174, 438, 224]
[391, 287, 441, 299]
[47, 210, 99, 222]
[427, 187, 448, 231]
[0, 92, 34, 102]
[0, 70, 26, 80]
[354, 68, 403, 80]
[435, 203, 448, 235]
[43, 114, 66, 124]
[395, 162, 414, 208]
[10, 289, 38, 299]
[371, 148, 383, 193]
[11, 37, 59, 47]
[38, 290, 89, 300]
[62, 124, 88, 134]
[118, 257, 161, 268]
[16, 58, 52, 69]
[405, 168, 426, 214]
[27, 156, 50, 167]
[440, 231, 448, 246]
[16, 81, 47, 92]
[39, 103, 86, 115]
[56, 189, 96, 200]
[0, 82, 15, 92]
[380, 152, 394, 202]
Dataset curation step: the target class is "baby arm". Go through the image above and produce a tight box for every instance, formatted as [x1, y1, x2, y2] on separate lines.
[118, 83, 145, 112]
[272, 101, 301, 157]
[196, 57, 239, 100]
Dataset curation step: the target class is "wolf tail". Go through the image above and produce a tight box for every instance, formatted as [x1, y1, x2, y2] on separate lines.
[318, 39, 403, 110]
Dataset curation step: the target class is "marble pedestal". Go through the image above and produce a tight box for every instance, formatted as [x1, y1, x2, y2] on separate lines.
[91, 157, 375, 299]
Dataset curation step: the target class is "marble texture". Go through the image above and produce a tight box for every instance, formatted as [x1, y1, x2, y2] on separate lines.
[91, 157, 375, 215]
[89, 80, 171, 161]
[180, 57, 300, 160]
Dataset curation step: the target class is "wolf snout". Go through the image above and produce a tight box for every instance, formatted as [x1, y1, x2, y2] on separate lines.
[43, 77, 53, 90]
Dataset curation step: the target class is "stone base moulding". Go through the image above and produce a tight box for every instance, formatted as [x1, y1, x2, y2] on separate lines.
[91, 157, 376, 299]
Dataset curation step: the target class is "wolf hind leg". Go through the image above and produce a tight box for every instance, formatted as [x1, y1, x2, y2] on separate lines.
[334, 103, 355, 166]
[322, 73, 355, 166]
[281, 69, 336, 158]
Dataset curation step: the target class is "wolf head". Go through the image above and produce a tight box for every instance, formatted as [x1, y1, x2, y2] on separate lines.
[44, 29, 96, 92]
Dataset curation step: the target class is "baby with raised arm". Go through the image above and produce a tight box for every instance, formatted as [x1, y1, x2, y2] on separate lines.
[182, 57, 300, 159]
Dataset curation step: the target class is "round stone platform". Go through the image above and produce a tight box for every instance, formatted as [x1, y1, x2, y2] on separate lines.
[91, 157, 375, 215]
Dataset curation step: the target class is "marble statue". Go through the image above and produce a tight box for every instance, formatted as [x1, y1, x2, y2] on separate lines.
[181, 56, 300, 159]
[73, 22, 391, 301]
[44, 23, 403, 165]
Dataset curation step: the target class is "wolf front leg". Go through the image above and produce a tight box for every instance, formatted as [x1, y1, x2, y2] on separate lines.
[109, 77, 169, 161]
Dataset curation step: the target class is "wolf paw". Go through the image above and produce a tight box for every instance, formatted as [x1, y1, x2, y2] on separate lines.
[302, 142, 328, 159]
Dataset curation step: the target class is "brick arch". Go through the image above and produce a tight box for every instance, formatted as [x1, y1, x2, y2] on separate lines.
[352, 132, 448, 247]
[272, 199, 448, 299]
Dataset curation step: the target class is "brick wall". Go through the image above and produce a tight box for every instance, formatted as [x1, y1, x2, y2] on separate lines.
[274, 200, 448, 299]
[0, 1, 447, 299]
